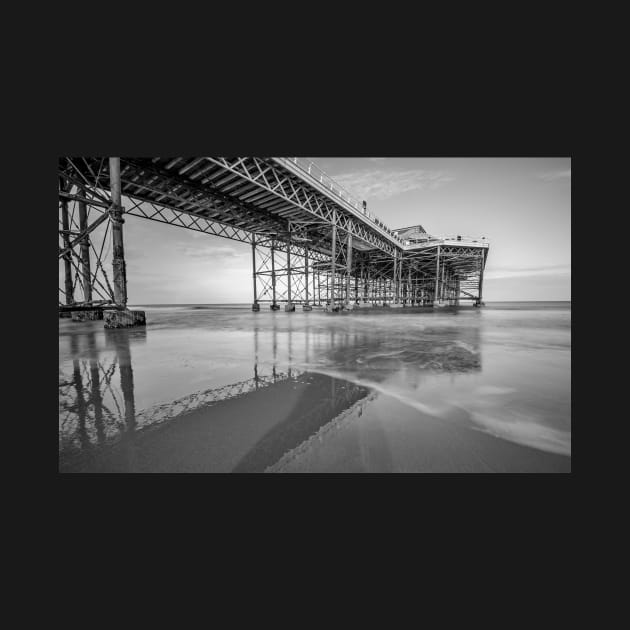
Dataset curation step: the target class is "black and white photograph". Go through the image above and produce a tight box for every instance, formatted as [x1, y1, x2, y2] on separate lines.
[58, 156, 571, 473]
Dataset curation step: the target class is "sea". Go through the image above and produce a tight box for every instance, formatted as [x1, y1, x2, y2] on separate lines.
[58, 302, 571, 473]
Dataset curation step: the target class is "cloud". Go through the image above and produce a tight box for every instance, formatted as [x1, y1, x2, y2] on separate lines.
[484, 264, 571, 280]
[176, 243, 247, 261]
[333, 168, 455, 201]
[538, 169, 571, 182]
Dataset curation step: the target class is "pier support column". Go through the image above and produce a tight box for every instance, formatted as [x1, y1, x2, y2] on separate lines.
[331, 212, 337, 308]
[251, 234, 259, 311]
[60, 195, 74, 307]
[345, 231, 353, 307]
[78, 188, 93, 305]
[433, 244, 441, 307]
[362, 261, 367, 303]
[104, 157, 146, 328]
[109, 158, 127, 308]
[477, 253, 485, 306]
[393, 252, 398, 304]
[270, 238, 279, 310]
[303, 246, 312, 311]
[285, 230, 295, 311]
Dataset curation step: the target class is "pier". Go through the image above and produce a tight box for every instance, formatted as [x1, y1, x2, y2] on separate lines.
[59, 157, 489, 324]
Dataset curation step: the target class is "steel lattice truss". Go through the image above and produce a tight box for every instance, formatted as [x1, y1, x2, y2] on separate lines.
[205, 157, 399, 256]
[58, 159, 119, 311]
[58, 157, 490, 312]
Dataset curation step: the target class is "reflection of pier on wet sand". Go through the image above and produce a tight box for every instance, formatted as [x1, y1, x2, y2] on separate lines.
[59, 327, 370, 472]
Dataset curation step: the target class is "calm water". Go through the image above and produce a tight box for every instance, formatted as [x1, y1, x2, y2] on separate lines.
[58, 302, 571, 473]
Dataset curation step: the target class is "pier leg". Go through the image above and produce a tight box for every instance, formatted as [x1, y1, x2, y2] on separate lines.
[476, 252, 485, 307]
[303, 246, 312, 311]
[60, 195, 74, 307]
[345, 232, 353, 308]
[251, 234, 259, 311]
[78, 188, 93, 305]
[361, 261, 368, 304]
[433, 244, 441, 307]
[393, 252, 398, 304]
[313, 267, 322, 306]
[104, 157, 146, 328]
[72, 188, 104, 321]
[331, 214, 337, 309]
[110, 158, 127, 307]
[285, 230, 295, 311]
[270, 239, 279, 310]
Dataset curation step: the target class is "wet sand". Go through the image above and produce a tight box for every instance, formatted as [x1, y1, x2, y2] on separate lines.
[59, 302, 571, 473]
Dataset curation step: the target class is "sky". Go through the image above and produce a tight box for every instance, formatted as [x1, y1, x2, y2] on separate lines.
[63, 158, 571, 303]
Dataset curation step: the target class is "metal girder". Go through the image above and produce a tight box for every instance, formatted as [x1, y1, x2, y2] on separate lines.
[125, 198, 254, 245]
[205, 158, 398, 256]
[58, 210, 110, 259]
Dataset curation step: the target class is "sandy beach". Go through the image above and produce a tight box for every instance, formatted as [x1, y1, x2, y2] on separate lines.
[59, 302, 571, 473]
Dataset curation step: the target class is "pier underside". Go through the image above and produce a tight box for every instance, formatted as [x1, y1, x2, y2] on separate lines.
[59, 157, 489, 319]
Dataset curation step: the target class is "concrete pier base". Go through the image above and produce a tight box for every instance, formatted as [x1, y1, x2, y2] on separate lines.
[284, 302, 295, 312]
[302, 304, 313, 311]
[270, 304, 280, 311]
[433, 301, 446, 308]
[72, 310, 104, 322]
[59, 311, 72, 318]
[251, 303, 260, 312]
[104, 309, 146, 329]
